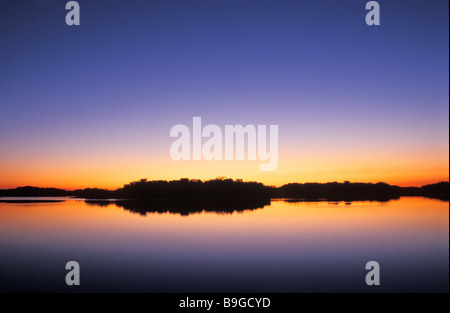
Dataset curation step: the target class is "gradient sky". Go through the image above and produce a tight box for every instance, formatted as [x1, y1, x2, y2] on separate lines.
[0, 0, 448, 189]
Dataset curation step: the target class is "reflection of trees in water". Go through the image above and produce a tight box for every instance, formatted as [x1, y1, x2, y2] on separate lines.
[85, 199, 271, 216]
[84, 200, 114, 207]
[278, 195, 400, 203]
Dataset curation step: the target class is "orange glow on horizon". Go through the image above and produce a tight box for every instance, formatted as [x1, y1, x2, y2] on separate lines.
[0, 140, 448, 190]
[0, 160, 447, 190]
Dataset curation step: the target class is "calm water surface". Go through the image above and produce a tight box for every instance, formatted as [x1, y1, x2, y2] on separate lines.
[0, 197, 448, 292]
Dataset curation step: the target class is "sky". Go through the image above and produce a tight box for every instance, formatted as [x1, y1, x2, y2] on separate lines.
[0, 0, 448, 189]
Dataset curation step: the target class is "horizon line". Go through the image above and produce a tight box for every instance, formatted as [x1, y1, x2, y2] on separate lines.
[1, 178, 449, 192]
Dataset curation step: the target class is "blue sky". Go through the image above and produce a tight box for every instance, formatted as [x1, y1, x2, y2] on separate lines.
[0, 0, 448, 188]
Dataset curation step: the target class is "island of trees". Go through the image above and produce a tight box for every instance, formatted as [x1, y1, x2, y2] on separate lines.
[0, 178, 448, 215]
[0, 178, 448, 201]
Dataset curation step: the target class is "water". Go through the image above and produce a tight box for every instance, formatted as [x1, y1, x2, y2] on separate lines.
[0, 197, 448, 292]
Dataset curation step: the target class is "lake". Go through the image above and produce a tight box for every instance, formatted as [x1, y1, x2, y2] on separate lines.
[0, 196, 448, 292]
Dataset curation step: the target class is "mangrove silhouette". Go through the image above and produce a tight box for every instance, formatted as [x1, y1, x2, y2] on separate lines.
[0, 199, 65, 203]
[0, 178, 448, 210]
[277, 181, 401, 202]
[0, 186, 67, 197]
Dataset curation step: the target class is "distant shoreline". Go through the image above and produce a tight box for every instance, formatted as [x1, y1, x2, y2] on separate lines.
[0, 179, 448, 202]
